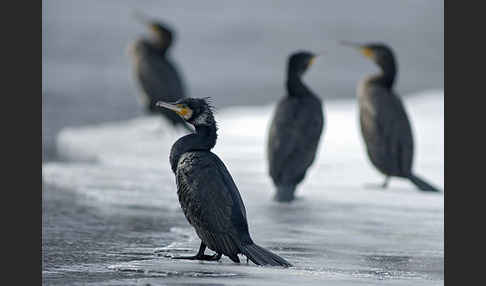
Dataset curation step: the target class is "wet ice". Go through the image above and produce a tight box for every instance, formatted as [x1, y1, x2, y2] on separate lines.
[42, 90, 443, 285]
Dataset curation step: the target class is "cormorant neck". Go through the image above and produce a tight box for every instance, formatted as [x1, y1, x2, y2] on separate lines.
[286, 72, 311, 96]
[169, 124, 217, 173]
[194, 125, 218, 149]
[374, 59, 397, 89]
[150, 37, 171, 55]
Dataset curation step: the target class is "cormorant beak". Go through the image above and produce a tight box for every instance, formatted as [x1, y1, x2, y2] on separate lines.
[339, 41, 362, 48]
[308, 51, 325, 67]
[340, 41, 374, 59]
[132, 10, 158, 32]
[308, 55, 318, 67]
[156, 101, 192, 118]
[132, 10, 151, 25]
[156, 101, 183, 113]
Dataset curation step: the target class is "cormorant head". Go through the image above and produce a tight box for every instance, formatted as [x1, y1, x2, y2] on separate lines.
[148, 22, 174, 46]
[133, 11, 174, 49]
[341, 41, 397, 87]
[287, 51, 317, 77]
[341, 41, 396, 72]
[156, 98, 215, 127]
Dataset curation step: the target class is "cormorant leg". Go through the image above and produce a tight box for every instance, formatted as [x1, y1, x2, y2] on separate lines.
[210, 252, 222, 261]
[172, 242, 206, 260]
[172, 242, 222, 261]
[381, 176, 390, 188]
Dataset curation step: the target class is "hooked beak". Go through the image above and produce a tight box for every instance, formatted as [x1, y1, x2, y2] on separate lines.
[156, 101, 183, 113]
[156, 101, 192, 118]
[308, 51, 326, 67]
[308, 56, 317, 67]
[308, 52, 325, 67]
[340, 41, 374, 59]
[339, 41, 363, 49]
[132, 10, 158, 32]
[132, 10, 152, 25]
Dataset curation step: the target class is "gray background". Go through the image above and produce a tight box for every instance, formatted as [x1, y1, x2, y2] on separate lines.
[42, 0, 443, 160]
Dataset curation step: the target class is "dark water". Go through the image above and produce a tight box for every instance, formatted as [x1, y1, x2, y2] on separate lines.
[42, 1, 443, 285]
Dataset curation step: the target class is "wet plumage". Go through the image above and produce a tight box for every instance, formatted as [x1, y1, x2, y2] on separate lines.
[343, 42, 440, 192]
[130, 13, 190, 131]
[157, 98, 292, 266]
[267, 51, 324, 202]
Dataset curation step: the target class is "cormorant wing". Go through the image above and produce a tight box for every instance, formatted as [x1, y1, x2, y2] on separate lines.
[176, 152, 249, 239]
[136, 53, 186, 104]
[372, 87, 414, 174]
[268, 96, 324, 184]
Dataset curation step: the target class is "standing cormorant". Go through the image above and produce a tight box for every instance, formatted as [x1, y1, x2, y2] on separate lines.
[156, 97, 292, 267]
[341, 42, 440, 192]
[267, 51, 324, 202]
[130, 11, 191, 131]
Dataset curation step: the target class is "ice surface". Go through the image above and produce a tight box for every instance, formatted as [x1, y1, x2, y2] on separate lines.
[42, 90, 443, 285]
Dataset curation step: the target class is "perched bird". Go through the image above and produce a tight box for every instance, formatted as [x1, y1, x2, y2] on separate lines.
[156, 97, 292, 267]
[130, 11, 191, 131]
[267, 51, 324, 202]
[341, 42, 440, 192]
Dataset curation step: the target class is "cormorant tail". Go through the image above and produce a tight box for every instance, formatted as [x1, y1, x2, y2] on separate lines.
[241, 243, 292, 267]
[274, 185, 296, 202]
[408, 174, 440, 192]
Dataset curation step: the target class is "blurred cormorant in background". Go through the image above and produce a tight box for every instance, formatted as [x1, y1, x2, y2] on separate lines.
[341, 42, 440, 192]
[130, 11, 191, 131]
[156, 97, 292, 266]
[267, 51, 324, 202]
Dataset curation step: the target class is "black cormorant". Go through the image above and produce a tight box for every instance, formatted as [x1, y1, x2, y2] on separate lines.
[156, 97, 292, 267]
[267, 51, 324, 202]
[130, 11, 191, 131]
[341, 42, 440, 192]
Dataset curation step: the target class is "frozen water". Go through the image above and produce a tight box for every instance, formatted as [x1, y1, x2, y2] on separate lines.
[42, 90, 443, 285]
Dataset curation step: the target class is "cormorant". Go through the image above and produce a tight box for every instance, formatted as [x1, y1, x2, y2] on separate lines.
[267, 51, 324, 202]
[156, 97, 292, 267]
[341, 41, 440, 192]
[130, 11, 191, 131]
